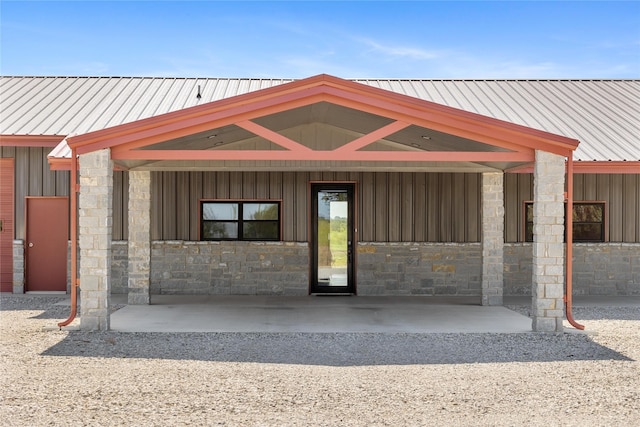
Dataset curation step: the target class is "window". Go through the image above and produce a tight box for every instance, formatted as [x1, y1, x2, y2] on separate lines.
[525, 201, 605, 242]
[201, 201, 281, 241]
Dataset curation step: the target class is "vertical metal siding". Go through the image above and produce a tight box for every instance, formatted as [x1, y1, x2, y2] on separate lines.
[176, 172, 190, 240]
[426, 173, 440, 241]
[151, 171, 163, 241]
[609, 175, 624, 242]
[375, 173, 388, 241]
[452, 173, 466, 242]
[359, 172, 375, 242]
[269, 172, 282, 200]
[189, 172, 202, 240]
[255, 172, 270, 198]
[217, 172, 230, 198]
[229, 172, 243, 199]
[504, 173, 640, 243]
[401, 173, 414, 241]
[504, 173, 533, 242]
[282, 172, 296, 241]
[162, 173, 177, 239]
[413, 173, 427, 241]
[439, 173, 453, 242]
[141, 171, 638, 244]
[295, 173, 308, 240]
[55, 165, 70, 198]
[387, 172, 401, 241]
[623, 174, 638, 242]
[466, 173, 480, 241]
[202, 172, 216, 199]
[112, 171, 125, 240]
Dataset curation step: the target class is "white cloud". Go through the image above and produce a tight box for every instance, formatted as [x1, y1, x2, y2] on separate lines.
[358, 38, 445, 61]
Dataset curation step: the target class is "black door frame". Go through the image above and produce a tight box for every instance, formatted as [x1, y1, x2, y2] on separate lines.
[309, 182, 357, 295]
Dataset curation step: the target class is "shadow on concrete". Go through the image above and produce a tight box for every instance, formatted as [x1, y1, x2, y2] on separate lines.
[40, 330, 633, 366]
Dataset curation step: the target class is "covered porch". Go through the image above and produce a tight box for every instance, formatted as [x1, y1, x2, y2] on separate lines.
[52, 75, 580, 332]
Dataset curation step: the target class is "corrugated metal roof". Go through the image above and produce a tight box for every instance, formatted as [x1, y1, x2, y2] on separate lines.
[1, 76, 638, 161]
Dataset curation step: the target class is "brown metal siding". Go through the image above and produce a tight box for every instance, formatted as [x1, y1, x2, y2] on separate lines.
[623, 175, 638, 242]
[504, 173, 533, 242]
[401, 173, 414, 241]
[112, 171, 129, 240]
[176, 172, 190, 240]
[147, 171, 483, 243]
[505, 173, 640, 243]
[0, 146, 70, 239]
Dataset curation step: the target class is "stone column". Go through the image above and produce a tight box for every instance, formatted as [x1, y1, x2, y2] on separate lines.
[127, 170, 151, 304]
[79, 149, 113, 331]
[13, 240, 24, 293]
[481, 172, 504, 306]
[532, 150, 565, 332]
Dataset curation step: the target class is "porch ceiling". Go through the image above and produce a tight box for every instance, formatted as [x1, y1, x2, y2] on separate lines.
[121, 101, 518, 172]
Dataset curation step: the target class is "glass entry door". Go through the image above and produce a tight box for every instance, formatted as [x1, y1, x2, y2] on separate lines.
[310, 183, 355, 294]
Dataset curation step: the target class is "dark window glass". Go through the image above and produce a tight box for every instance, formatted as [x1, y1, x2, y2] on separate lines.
[525, 202, 605, 242]
[243, 221, 279, 240]
[202, 222, 238, 239]
[243, 203, 279, 220]
[201, 201, 280, 241]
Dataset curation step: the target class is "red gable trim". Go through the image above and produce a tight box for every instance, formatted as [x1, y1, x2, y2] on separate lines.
[67, 74, 579, 160]
[508, 160, 640, 174]
[573, 161, 640, 174]
[0, 135, 65, 147]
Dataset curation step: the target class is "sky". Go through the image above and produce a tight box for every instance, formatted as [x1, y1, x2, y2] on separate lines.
[1, 1, 639, 79]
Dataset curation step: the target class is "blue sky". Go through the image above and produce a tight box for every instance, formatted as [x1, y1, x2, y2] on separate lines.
[1, 1, 639, 78]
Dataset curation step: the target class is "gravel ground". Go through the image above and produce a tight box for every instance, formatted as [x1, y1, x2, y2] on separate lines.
[1, 295, 639, 426]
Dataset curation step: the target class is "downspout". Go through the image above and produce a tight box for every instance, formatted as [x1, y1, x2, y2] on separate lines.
[58, 147, 78, 328]
[565, 156, 585, 330]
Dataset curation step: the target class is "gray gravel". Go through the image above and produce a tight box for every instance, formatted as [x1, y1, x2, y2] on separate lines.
[1, 295, 639, 426]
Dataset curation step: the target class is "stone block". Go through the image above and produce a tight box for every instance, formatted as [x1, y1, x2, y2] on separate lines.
[532, 317, 559, 332]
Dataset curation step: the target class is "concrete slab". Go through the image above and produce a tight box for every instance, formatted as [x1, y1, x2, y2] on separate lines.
[109, 296, 534, 333]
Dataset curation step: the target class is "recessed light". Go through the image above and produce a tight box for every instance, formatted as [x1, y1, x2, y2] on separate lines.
[207, 134, 217, 139]
[421, 135, 431, 140]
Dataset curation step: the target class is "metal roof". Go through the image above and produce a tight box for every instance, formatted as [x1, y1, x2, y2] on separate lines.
[1, 76, 638, 161]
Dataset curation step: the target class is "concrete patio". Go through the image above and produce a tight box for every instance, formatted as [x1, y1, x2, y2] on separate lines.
[105, 295, 534, 333]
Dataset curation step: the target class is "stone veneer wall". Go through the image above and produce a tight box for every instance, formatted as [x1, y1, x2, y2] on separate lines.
[112, 241, 483, 296]
[150, 241, 309, 295]
[505, 243, 640, 296]
[357, 243, 482, 296]
[111, 241, 129, 294]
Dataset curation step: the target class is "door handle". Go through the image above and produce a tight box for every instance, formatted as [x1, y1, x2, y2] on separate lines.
[29, 242, 34, 248]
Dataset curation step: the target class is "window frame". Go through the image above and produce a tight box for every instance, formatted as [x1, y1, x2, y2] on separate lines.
[523, 200, 607, 243]
[199, 199, 283, 241]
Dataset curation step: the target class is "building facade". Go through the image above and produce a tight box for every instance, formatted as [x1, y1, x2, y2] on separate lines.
[1, 75, 638, 332]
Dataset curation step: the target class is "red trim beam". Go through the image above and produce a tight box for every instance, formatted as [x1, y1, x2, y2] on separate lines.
[111, 149, 534, 163]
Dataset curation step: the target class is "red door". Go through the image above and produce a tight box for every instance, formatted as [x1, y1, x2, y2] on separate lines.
[25, 197, 69, 292]
[0, 159, 14, 292]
